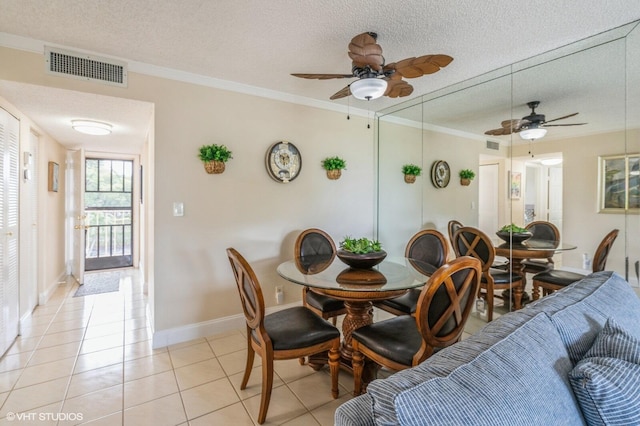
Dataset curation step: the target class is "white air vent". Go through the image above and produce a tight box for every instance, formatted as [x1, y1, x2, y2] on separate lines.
[45, 47, 127, 87]
[486, 140, 500, 150]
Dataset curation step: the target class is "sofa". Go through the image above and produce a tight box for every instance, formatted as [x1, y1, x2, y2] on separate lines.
[335, 271, 640, 426]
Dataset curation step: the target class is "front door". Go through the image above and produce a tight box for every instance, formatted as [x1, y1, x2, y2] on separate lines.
[84, 158, 134, 271]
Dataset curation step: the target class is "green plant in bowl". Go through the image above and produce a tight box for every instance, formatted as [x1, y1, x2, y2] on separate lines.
[496, 224, 532, 244]
[338, 237, 386, 269]
[459, 169, 475, 179]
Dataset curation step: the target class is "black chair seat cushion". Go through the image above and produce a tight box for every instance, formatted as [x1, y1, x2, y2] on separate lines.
[533, 270, 586, 287]
[483, 269, 524, 285]
[258, 307, 339, 351]
[522, 259, 553, 273]
[376, 289, 420, 315]
[305, 291, 345, 312]
[352, 316, 423, 366]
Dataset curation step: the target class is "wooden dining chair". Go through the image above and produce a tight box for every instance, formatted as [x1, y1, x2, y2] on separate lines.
[447, 220, 463, 257]
[375, 229, 449, 316]
[448, 219, 507, 269]
[295, 229, 346, 325]
[532, 229, 619, 300]
[352, 256, 481, 395]
[452, 226, 524, 321]
[522, 221, 560, 274]
[226, 248, 340, 424]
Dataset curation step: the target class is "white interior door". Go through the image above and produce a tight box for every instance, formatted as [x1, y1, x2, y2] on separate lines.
[547, 166, 563, 229]
[479, 164, 499, 235]
[69, 149, 85, 284]
[20, 130, 38, 318]
[0, 108, 20, 355]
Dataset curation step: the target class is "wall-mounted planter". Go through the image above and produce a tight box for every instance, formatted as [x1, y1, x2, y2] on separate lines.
[204, 160, 225, 174]
[326, 169, 342, 180]
[198, 144, 232, 175]
[460, 178, 471, 186]
[404, 174, 417, 184]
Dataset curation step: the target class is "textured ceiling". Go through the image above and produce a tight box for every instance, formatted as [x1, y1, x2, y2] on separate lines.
[0, 0, 638, 153]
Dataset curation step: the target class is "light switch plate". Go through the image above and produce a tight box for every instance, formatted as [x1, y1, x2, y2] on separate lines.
[173, 202, 184, 217]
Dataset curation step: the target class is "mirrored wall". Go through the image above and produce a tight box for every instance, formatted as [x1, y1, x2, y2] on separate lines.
[377, 21, 640, 296]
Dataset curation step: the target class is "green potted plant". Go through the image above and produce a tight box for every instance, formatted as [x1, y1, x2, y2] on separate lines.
[321, 156, 347, 180]
[337, 236, 387, 269]
[198, 144, 233, 174]
[402, 164, 422, 184]
[459, 169, 476, 186]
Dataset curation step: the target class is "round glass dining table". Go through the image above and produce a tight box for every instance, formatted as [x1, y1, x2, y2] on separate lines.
[493, 238, 577, 308]
[277, 255, 431, 371]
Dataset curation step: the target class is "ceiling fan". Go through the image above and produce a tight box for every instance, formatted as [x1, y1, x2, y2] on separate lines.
[485, 101, 587, 139]
[291, 32, 453, 101]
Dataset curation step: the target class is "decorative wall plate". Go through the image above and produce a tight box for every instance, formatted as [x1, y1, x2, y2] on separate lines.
[265, 141, 301, 183]
[431, 160, 450, 188]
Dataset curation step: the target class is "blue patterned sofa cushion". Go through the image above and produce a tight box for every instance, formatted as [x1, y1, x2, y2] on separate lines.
[543, 272, 640, 364]
[568, 318, 640, 426]
[393, 313, 584, 426]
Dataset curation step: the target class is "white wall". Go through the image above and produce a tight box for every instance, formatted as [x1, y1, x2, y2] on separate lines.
[0, 46, 376, 346]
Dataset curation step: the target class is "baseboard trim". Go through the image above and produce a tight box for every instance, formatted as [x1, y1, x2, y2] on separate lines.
[151, 302, 299, 349]
[38, 271, 68, 305]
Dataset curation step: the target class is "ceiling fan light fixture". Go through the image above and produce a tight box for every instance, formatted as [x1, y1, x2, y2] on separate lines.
[72, 119, 112, 136]
[350, 78, 387, 100]
[519, 127, 547, 140]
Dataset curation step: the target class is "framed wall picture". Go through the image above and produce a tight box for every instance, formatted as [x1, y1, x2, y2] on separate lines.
[48, 161, 59, 192]
[599, 154, 640, 213]
[510, 171, 521, 199]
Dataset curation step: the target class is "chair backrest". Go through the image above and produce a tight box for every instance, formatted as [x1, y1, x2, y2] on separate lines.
[295, 228, 336, 257]
[405, 229, 449, 272]
[226, 248, 266, 336]
[452, 226, 495, 272]
[525, 221, 560, 241]
[413, 256, 481, 363]
[294, 228, 336, 274]
[592, 229, 619, 272]
[447, 220, 464, 256]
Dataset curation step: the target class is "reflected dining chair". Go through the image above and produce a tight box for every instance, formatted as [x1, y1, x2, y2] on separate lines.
[532, 229, 619, 300]
[453, 226, 524, 321]
[375, 229, 449, 316]
[352, 256, 481, 395]
[522, 221, 560, 274]
[226, 248, 340, 424]
[447, 220, 464, 257]
[295, 228, 346, 325]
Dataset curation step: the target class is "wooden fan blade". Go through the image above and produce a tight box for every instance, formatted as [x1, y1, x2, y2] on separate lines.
[485, 119, 526, 136]
[542, 112, 579, 124]
[330, 85, 351, 100]
[543, 123, 588, 127]
[348, 33, 384, 71]
[384, 79, 414, 98]
[291, 73, 353, 80]
[386, 54, 453, 79]
[485, 127, 513, 136]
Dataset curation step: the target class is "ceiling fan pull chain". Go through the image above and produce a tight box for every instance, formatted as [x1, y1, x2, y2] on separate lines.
[347, 94, 350, 120]
[367, 105, 371, 129]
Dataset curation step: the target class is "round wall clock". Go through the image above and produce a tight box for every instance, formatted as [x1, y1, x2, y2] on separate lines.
[265, 141, 302, 183]
[431, 160, 451, 188]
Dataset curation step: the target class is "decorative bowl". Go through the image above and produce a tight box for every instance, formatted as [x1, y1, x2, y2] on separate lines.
[336, 249, 387, 269]
[496, 231, 533, 244]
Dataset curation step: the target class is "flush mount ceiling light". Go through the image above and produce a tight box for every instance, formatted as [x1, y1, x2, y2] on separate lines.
[349, 78, 388, 101]
[540, 158, 563, 166]
[519, 127, 547, 140]
[71, 120, 112, 136]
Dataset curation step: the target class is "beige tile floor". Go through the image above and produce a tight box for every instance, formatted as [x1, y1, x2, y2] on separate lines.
[0, 269, 504, 426]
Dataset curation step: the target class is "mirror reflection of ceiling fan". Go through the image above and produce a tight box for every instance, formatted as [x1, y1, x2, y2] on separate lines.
[485, 101, 587, 140]
[291, 32, 453, 101]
